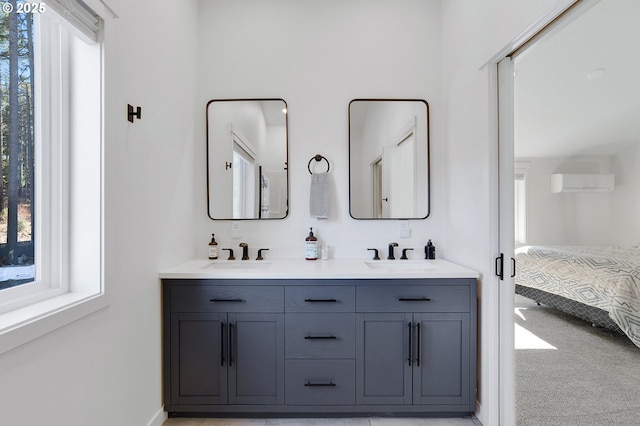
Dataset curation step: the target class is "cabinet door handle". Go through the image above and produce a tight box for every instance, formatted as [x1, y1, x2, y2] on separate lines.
[416, 322, 421, 367]
[304, 381, 336, 387]
[407, 322, 412, 366]
[304, 298, 337, 303]
[210, 298, 244, 303]
[304, 335, 337, 340]
[220, 322, 225, 366]
[229, 323, 234, 367]
[398, 297, 431, 302]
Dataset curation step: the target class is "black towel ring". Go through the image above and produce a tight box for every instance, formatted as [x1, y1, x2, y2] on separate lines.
[308, 154, 330, 174]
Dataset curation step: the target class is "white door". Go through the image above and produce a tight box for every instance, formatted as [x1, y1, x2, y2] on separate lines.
[494, 3, 600, 424]
[497, 56, 516, 426]
[389, 132, 416, 217]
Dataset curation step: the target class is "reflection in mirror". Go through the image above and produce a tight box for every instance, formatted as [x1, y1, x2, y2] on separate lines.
[349, 99, 429, 219]
[207, 99, 289, 219]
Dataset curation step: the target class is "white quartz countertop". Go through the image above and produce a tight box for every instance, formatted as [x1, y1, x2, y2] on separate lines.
[158, 258, 479, 280]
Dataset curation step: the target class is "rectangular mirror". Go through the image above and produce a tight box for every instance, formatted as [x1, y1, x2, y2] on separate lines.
[207, 99, 289, 219]
[349, 99, 430, 219]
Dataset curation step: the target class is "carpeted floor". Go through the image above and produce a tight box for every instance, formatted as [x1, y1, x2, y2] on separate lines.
[515, 294, 640, 425]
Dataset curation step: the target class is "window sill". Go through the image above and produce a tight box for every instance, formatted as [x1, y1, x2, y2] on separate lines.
[0, 291, 111, 355]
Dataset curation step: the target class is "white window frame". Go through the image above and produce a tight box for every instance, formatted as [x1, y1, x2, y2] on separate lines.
[0, 3, 110, 355]
[0, 12, 69, 314]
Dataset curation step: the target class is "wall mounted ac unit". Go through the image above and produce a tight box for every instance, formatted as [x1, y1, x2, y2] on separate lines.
[550, 173, 615, 193]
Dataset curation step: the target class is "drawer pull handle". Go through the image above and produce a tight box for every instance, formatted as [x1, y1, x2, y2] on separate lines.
[304, 381, 336, 387]
[304, 335, 337, 340]
[210, 298, 244, 303]
[304, 298, 338, 303]
[398, 297, 431, 302]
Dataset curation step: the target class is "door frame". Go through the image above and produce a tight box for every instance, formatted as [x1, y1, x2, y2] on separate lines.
[488, 1, 590, 424]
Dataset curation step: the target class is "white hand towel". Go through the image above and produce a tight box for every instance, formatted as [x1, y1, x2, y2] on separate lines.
[309, 172, 330, 219]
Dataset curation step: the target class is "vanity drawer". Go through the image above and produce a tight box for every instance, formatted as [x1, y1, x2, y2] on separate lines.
[285, 360, 355, 405]
[285, 313, 355, 359]
[356, 285, 469, 313]
[285, 286, 355, 312]
[170, 285, 283, 312]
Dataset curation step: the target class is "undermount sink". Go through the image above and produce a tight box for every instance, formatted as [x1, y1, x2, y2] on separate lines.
[205, 261, 272, 270]
[364, 260, 434, 271]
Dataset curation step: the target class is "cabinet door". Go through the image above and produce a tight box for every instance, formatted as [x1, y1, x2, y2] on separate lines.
[170, 312, 227, 405]
[228, 313, 284, 405]
[356, 313, 412, 405]
[412, 312, 470, 405]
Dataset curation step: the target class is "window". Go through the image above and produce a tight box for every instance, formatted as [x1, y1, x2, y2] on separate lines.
[0, 2, 36, 292]
[232, 132, 258, 219]
[0, 1, 106, 351]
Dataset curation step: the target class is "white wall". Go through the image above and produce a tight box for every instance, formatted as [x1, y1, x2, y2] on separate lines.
[441, 0, 562, 424]
[519, 156, 615, 245]
[196, 0, 444, 258]
[611, 144, 640, 245]
[0, 1, 198, 425]
[517, 149, 640, 247]
[0, 1, 582, 425]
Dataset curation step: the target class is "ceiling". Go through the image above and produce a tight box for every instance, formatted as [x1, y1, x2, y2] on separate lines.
[514, 0, 640, 158]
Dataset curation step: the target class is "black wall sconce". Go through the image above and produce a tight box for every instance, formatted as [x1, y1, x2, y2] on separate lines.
[128, 104, 141, 122]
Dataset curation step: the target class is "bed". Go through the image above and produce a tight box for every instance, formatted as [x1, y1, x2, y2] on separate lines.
[514, 245, 640, 348]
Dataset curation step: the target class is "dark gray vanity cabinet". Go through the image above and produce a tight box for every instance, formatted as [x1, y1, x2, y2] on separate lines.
[162, 277, 476, 416]
[357, 312, 470, 405]
[169, 312, 226, 405]
[412, 312, 470, 406]
[356, 283, 474, 409]
[284, 286, 356, 406]
[163, 282, 284, 411]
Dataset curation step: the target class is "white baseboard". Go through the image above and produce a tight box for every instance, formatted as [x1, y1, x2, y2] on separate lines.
[147, 407, 167, 426]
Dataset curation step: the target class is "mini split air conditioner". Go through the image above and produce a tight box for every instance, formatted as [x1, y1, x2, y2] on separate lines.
[550, 173, 615, 193]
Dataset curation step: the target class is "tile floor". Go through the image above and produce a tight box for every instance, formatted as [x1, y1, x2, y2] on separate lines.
[163, 417, 481, 426]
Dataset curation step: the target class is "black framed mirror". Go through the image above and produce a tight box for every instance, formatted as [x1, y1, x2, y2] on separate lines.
[206, 99, 289, 219]
[349, 99, 430, 219]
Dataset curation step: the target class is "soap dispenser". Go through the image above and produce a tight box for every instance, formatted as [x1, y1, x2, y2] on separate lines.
[425, 239, 435, 260]
[208, 234, 219, 260]
[305, 228, 318, 260]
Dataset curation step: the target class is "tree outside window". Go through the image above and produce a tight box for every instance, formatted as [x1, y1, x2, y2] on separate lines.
[0, 1, 35, 290]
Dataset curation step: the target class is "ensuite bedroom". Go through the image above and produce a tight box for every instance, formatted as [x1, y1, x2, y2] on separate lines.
[511, 0, 640, 422]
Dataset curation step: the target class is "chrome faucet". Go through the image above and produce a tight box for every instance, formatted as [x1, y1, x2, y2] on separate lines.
[239, 242, 249, 260]
[387, 242, 398, 260]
